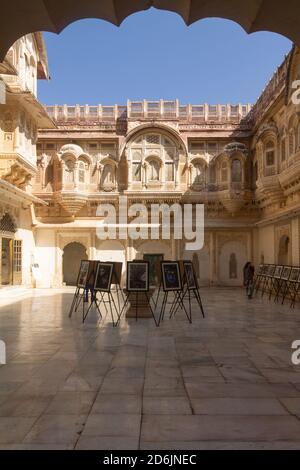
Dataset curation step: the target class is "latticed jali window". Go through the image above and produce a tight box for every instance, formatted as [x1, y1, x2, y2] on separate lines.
[146, 135, 160, 145]
[0, 213, 16, 233]
[221, 161, 228, 182]
[78, 161, 85, 183]
[265, 141, 275, 166]
[165, 162, 174, 182]
[231, 159, 242, 183]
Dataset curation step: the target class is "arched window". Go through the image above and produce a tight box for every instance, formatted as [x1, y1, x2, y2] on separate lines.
[165, 162, 174, 181]
[148, 159, 160, 181]
[221, 161, 228, 182]
[265, 140, 275, 166]
[78, 161, 85, 183]
[132, 151, 142, 182]
[210, 165, 216, 184]
[64, 159, 75, 182]
[127, 132, 178, 187]
[231, 159, 242, 183]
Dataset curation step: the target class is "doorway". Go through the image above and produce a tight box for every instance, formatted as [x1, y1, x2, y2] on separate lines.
[1, 238, 13, 285]
[143, 254, 164, 287]
[63, 242, 87, 286]
[278, 235, 290, 265]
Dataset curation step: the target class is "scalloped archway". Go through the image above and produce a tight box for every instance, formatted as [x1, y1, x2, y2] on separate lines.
[1, 1, 300, 62]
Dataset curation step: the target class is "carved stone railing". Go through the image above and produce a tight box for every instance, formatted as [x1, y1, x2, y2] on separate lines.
[44, 100, 252, 125]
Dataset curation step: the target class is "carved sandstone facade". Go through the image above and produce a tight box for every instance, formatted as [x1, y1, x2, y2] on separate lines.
[1, 36, 300, 288]
[0, 33, 54, 285]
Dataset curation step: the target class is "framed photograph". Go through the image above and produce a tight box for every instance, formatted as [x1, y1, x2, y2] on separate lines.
[77, 260, 90, 288]
[282, 266, 291, 280]
[184, 261, 197, 290]
[161, 261, 182, 292]
[86, 260, 99, 288]
[94, 262, 114, 292]
[257, 264, 264, 275]
[290, 267, 300, 282]
[127, 261, 149, 292]
[143, 254, 163, 286]
[274, 265, 283, 278]
[267, 265, 275, 276]
[262, 265, 269, 275]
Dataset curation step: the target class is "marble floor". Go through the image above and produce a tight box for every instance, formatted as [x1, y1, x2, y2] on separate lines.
[0, 287, 300, 450]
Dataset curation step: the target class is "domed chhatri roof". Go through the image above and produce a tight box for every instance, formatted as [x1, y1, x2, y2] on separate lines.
[59, 144, 84, 158]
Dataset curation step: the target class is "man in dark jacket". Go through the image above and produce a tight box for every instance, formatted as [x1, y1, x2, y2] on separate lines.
[243, 262, 255, 299]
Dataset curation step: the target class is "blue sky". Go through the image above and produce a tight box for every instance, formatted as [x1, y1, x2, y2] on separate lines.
[38, 8, 292, 106]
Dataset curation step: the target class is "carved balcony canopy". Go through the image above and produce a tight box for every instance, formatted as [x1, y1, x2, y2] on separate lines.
[223, 142, 248, 157]
[54, 192, 87, 217]
[0, 153, 37, 190]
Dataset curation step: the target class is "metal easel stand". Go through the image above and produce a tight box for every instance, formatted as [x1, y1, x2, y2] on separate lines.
[153, 283, 162, 311]
[169, 285, 205, 322]
[82, 289, 103, 323]
[111, 282, 126, 318]
[273, 276, 286, 303]
[261, 274, 271, 298]
[116, 291, 159, 327]
[254, 271, 265, 294]
[68, 287, 86, 318]
[288, 280, 300, 308]
[83, 289, 119, 326]
[102, 290, 121, 326]
[159, 290, 191, 325]
[277, 273, 292, 305]
[269, 276, 279, 301]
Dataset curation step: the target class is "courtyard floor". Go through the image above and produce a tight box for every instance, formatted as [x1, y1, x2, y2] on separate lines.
[0, 287, 300, 450]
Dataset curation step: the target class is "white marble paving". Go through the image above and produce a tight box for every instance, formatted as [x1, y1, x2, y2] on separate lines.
[0, 287, 299, 449]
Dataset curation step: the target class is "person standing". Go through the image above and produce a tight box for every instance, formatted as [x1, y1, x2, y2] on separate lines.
[243, 262, 255, 299]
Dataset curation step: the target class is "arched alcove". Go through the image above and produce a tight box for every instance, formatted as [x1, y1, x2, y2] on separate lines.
[278, 235, 290, 265]
[62, 242, 87, 285]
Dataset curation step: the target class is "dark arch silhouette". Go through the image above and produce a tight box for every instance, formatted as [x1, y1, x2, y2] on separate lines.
[278, 235, 290, 265]
[62, 242, 87, 286]
[1, 1, 299, 62]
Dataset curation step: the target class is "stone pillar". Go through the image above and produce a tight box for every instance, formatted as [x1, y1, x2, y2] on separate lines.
[74, 161, 78, 189]
[61, 160, 65, 186]
[291, 217, 300, 266]
[142, 161, 147, 189]
[91, 230, 96, 260]
[161, 162, 166, 189]
[174, 157, 179, 190]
